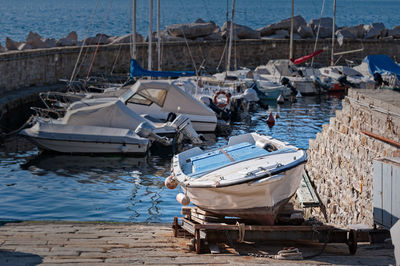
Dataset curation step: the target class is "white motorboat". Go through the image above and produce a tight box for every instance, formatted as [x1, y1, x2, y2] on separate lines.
[20, 99, 202, 154]
[254, 59, 319, 95]
[68, 79, 218, 133]
[319, 65, 375, 91]
[20, 120, 150, 155]
[166, 132, 307, 224]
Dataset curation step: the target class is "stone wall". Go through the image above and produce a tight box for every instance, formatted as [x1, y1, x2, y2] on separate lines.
[305, 89, 400, 227]
[0, 39, 399, 94]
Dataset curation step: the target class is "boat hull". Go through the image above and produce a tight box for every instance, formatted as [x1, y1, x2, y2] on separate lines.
[182, 164, 304, 225]
[25, 137, 149, 155]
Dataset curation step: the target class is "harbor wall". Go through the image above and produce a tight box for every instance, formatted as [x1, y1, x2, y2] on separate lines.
[305, 89, 400, 227]
[0, 39, 400, 93]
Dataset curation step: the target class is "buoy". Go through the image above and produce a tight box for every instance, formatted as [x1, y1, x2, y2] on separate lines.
[266, 112, 275, 127]
[277, 94, 285, 104]
[176, 193, 190, 205]
[296, 90, 302, 98]
[165, 176, 178, 189]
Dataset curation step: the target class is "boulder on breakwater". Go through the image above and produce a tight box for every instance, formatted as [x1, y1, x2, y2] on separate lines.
[1, 17, 399, 53]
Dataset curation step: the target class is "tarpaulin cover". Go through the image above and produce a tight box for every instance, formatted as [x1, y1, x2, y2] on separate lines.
[130, 59, 195, 78]
[363, 54, 400, 78]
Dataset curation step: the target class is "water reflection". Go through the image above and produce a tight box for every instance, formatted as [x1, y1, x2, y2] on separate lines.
[0, 94, 342, 222]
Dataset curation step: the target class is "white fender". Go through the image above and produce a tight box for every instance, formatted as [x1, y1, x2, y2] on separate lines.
[176, 193, 190, 206]
[165, 176, 178, 190]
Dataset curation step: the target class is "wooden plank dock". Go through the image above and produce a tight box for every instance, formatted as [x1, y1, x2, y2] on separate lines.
[0, 221, 395, 265]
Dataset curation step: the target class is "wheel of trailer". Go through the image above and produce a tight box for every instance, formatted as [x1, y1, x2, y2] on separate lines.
[194, 229, 201, 254]
[347, 229, 358, 255]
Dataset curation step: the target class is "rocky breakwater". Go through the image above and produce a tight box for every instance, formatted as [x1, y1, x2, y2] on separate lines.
[1, 16, 399, 53]
[1, 31, 144, 52]
[305, 89, 400, 227]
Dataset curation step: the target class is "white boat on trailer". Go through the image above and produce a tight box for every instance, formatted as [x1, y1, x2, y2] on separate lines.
[166, 132, 307, 225]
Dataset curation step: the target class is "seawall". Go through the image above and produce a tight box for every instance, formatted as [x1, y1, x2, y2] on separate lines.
[305, 89, 400, 227]
[1, 39, 400, 94]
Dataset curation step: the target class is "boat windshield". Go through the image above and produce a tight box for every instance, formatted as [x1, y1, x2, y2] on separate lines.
[126, 88, 167, 107]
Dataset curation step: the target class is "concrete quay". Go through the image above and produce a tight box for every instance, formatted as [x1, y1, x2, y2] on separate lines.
[0, 221, 395, 265]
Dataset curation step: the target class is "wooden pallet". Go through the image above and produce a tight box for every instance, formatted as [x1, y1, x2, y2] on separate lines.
[181, 202, 305, 226]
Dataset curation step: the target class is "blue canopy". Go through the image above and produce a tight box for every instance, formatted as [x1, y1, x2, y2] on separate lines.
[363, 55, 400, 79]
[130, 59, 195, 78]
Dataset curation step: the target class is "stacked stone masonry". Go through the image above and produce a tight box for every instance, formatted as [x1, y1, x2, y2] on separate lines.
[305, 89, 400, 227]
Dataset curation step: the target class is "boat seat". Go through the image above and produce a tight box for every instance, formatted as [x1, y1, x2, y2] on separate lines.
[188, 142, 270, 176]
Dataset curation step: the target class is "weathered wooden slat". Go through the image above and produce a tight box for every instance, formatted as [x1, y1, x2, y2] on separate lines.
[296, 171, 320, 208]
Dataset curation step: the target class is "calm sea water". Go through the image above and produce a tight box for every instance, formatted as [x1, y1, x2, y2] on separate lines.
[0, 0, 399, 43]
[0, 95, 342, 223]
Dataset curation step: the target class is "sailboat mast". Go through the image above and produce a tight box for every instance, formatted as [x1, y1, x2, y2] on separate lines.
[157, 0, 161, 71]
[226, 0, 236, 72]
[331, 0, 336, 65]
[148, 0, 153, 70]
[132, 0, 136, 60]
[289, 0, 294, 60]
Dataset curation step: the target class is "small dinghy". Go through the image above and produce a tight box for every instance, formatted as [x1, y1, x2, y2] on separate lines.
[167, 133, 307, 224]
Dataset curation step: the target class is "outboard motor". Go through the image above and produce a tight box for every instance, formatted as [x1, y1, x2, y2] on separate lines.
[373, 72, 384, 88]
[135, 122, 172, 146]
[169, 115, 203, 145]
[311, 75, 330, 92]
[337, 75, 357, 88]
[200, 97, 231, 121]
[229, 98, 243, 122]
[281, 77, 298, 96]
[249, 83, 269, 110]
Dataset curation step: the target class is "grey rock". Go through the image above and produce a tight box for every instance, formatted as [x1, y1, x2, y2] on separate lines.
[147, 31, 187, 42]
[167, 21, 219, 39]
[261, 29, 289, 39]
[203, 31, 223, 41]
[388, 25, 400, 38]
[66, 31, 78, 41]
[83, 33, 110, 45]
[222, 21, 260, 39]
[42, 38, 57, 48]
[258, 15, 306, 36]
[317, 26, 333, 38]
[57, 31, 79, 46]
[293, 33, 301, 40]
[364, 23, 385, 39]
[109, 33, 144, 44]
[5, 37, 22, 50]
[57, 37, 77, 46]
[18, 43, 33, 50]
[297, 25, 314, 38]
[336, 24, 365, 39]
[309, 17, 337, 32]
[26, 31, 46, 49]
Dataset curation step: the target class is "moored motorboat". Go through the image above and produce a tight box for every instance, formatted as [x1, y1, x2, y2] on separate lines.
[20, 98, 203, 154]
[20, 119, 150, 155]
[166, 132, 307, 224]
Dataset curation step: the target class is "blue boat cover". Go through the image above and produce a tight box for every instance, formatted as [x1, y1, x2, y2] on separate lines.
[363, 55, 400, 79]
[189, 142, 270, 175]
[130, 59, 195, 78]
